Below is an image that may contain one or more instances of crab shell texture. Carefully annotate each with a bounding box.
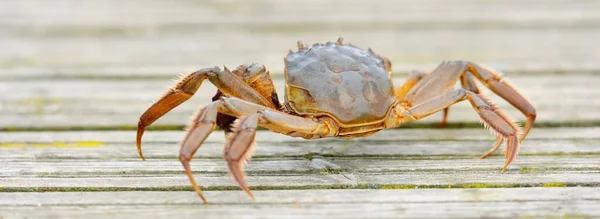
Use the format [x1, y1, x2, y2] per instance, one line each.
[284, 42, 396, 128]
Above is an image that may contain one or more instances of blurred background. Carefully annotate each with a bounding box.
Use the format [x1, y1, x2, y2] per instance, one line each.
[1, 0, 599, 129]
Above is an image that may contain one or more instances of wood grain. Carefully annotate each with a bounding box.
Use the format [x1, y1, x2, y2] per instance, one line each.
[1, 189, 599, 218]
[1, 128, 599, 159]
[1, 129, 598, 190]
[2, 75, 598, 128]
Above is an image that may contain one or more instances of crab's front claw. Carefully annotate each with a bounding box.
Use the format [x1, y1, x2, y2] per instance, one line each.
[136, 67, 217, 160]
[224, 114, 261, 200]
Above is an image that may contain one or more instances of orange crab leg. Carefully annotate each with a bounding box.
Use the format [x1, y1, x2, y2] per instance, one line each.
[178, 96, 333, 203]
[396, 70, 479, 128]
[223, 108, 335, 199]
[136, 66, 276, 160]
[401, 61, 536, 142]
[401, 89, 520, 172]
[467, 63, 536, 142]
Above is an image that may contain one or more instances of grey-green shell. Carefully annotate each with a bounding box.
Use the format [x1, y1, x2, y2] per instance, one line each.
[284, 42, 396, 125]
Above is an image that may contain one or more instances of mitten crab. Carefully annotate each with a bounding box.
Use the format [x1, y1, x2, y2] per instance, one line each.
[136, 38, 536, 204]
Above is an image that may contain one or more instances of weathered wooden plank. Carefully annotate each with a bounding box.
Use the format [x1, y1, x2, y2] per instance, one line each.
[2, 30, 599, 79]
[0, 159, 313, 176]
[1, 128, 599, 159]
[3, 188, 599, 205]
[3, 201, 599, 219]
[1, 0, 600, 79]
[1, 170, 598, 189]
[2, 188, 599, 219]
[2, 127, 597, 143]
[1, 156, 598, 177]
[5, 0, 599, 29]
[2, 75, 598, 128]
[3, 139, 599, 159]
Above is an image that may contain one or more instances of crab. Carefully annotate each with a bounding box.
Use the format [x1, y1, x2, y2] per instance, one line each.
[136, 37, 536, 204]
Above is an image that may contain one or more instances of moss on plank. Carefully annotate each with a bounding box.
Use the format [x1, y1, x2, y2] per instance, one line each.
[1, 182, 597, 193]
[519, 167, 540, 174]
[543, 182, 568, 187]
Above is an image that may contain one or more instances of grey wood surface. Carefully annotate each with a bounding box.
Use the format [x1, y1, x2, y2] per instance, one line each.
[2, 0, 600, 79]
[2, 0, 600, 218]
[2, 188, 600, 219]
[1, 128, 599, 218]
[2, 75, 599, 128]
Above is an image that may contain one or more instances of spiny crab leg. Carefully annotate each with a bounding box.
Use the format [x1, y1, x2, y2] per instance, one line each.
[224, 114, 261, 199]
[466, 63, 536, 143]
[402, 89, 520, 172]
[179, 97, 268, 204]
[174, 96, 332, 203]
[179, 101, 224, 204]
[222, 108, 335, 199]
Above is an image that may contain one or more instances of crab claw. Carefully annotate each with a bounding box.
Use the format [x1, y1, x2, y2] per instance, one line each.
[224, 114, 261, 200]
[136, 89, 195, 160]
[136, 68, 215, 160]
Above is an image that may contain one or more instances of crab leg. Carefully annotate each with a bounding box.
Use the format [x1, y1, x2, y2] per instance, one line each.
[177, 97, 264, 204]
[136, 66, 276, 160]
[179, 96, 276, 204]
[396, 70, 480, 127]
[466, 62, 536, 142]
[178, 101, 222, 204]
[178, 97, 332, 203]
[402, 89, 520, 172]
[395, 70, 428, 101]
[223, 107, 335, 199]
[404, 61, 535, 142]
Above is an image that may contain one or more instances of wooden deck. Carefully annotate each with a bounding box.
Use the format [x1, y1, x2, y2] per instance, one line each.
[1, 0, 600, 218]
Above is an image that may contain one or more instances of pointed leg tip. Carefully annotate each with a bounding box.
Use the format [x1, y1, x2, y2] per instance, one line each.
[227, 161, 256, 201]
[136, 122, 147, 161]
[191, 183, 209, 205]
[501, 162, 511, 173]
[198, 194, 209, 205]
[136, 142, 146, 161]
[181, 155, 209, 206]
[245, 190, 255, 200]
